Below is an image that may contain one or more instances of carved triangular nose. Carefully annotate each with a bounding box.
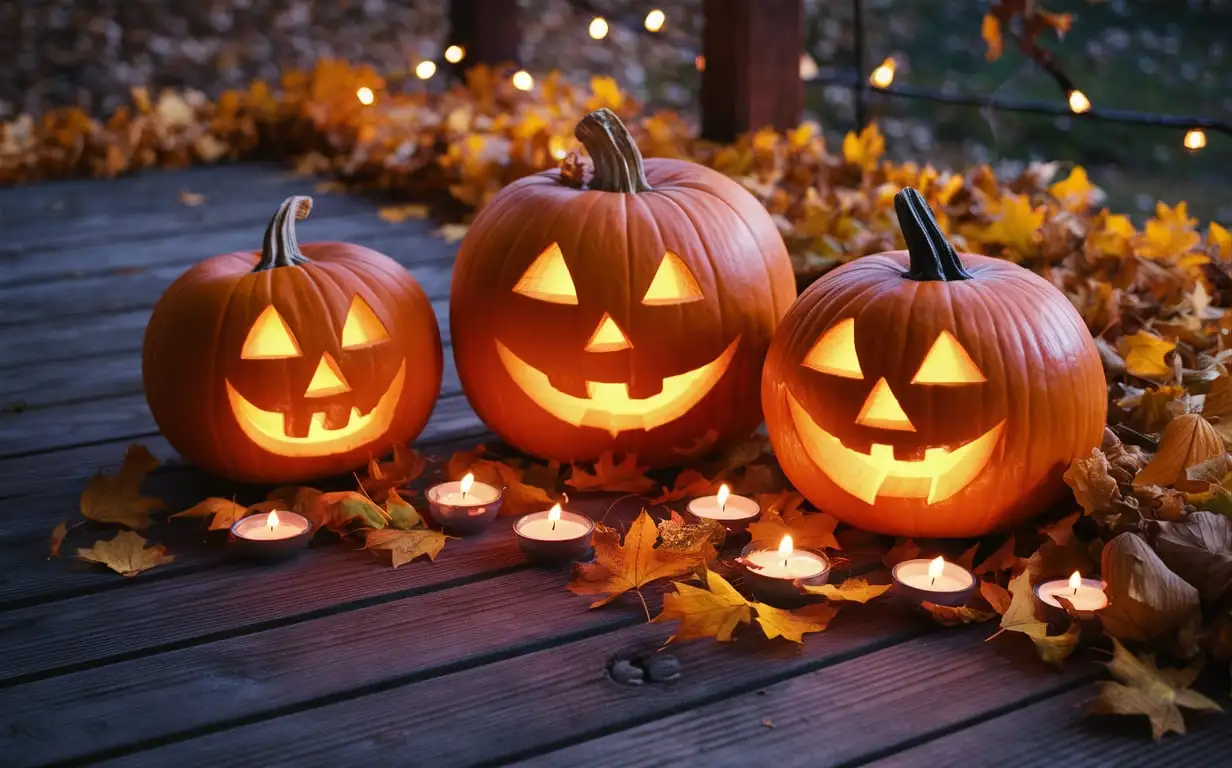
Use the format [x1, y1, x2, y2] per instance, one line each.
[304, 352, 351, 397]
[856, 377, 915, 431]
[584, 313, 632, 353]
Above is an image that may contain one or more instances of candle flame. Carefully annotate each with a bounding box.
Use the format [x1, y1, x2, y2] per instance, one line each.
[548, 504, 562, 522]
[927, 556, 945, 581]
[460, 473, 475, 496]
[1068, 89, 1091, 114]
[717, 483, 730, 511]
[777, 535, 794, 559]
[267, 510, 280, 530]
[1069, 571, 1082, 590]
[356, 86, 375, 106]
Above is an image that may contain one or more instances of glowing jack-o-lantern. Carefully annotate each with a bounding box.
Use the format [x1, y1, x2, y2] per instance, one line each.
[762, 188, 1106, 538]
[143, 196, 443, 483]
[451, 109, 796, 466]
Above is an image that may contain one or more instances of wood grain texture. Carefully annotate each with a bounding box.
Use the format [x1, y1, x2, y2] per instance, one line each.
[871, 684, 1232, 767]
[0, 568, 616, 767]
[524, 628, 1100, 768]
[104, 608, 924, 767]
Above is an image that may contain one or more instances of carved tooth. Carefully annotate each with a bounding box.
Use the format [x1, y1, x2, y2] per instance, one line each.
[283, 410, 313, 438]
[323, 403, 352, 430]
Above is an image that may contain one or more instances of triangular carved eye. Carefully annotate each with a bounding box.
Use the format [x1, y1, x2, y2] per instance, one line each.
[802, 318, 863, 379]
[912, 331, 986, 385]
[514, 242, 578, 304]
[642, 251, 703, 305]
[341, 296, 390, 349]
[242, 305, 302, 359]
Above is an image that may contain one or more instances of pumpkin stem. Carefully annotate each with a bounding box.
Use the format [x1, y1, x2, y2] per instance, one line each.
[254, 196, 313, 271]
[574, 108, 652, 193]
[895, 188, 972, 282]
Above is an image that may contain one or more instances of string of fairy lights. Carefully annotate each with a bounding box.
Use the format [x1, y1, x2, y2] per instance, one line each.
[353, 4, 1223, 153]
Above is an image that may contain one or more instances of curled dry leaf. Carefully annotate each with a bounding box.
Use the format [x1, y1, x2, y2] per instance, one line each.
[1101, 533, 1201, 644]
[362, 528, 446, 568]
[319, 490, 388, 532]
[1063, 448, 1122, 518]
[654, 570, 752, 643]
[568, 510, 714, 609]
[657, 510, 724, 551]
[80, 443, 165, 530]
[566, 452, 657, 494]
[1032, 621, 1081, 667]
[1027, 536, 1097, 580]
[170, 497, 249, 531]
[76, 530, 175, 577]
[752, 602, 840, 644]
[48, 522, 68, 559]
[384, 488, 424, 531]
[922, 602, 998, 627]
[359, 444, 426, 503]
[1118, 330, 1177, 380]
[1088, 639, 1222, 741]
[1133, 414, 1224, 490]
[748, 504, 840, 552]
[992, 571, 1049, 641]
[1149, 511, 1232, 604]
[266, 485, 328, 531]
[802, 577, 891, 604]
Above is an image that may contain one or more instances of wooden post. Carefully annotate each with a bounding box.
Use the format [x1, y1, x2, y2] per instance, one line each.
[700, 0, 804, 142]
[448, 0, 522, 73]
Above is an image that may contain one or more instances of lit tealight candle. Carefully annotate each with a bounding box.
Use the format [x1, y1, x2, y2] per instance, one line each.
[739, 534, 831, 606]
[514, 503, 595, 565]
[1035, 571, 1108, 617]
[229, 509, 312, 562]
[892, 556, 976, 607]
[426, 472, 503, 535]
[686, 484, 761, 534]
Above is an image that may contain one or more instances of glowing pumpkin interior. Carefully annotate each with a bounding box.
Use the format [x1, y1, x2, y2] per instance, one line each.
[790, 321, 1004, 505]
[226, 297, 406, 457]
[497, 242, 738, 436]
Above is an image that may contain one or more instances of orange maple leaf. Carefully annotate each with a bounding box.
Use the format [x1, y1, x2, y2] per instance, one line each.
[170, 497, 249, 531]
[654, 569, 753, 642]
[748, 501, 840, 552]
[841, 123, 884, 172]
[567, 510, 714, 612]
[752, 602, 840, 643]
[1048, 167, 1102, 212]
[1117, 330, 1176, 380]
[982, 193, 1043, 259]
[448, 446, 557, 516]
[80, 443, 165, 529]
[359, 444, 427, 503]
[362, 527, 446, 568]
[76, 530, 175, 577]
[566, 452, 657, 494]
[1135, 202, 1203, 265]
[1209, 222, 1231, 261]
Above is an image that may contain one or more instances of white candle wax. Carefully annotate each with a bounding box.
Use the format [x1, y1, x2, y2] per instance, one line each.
[430, 480, 500, 506]
[687, 493, 760, 521]
[743, 548, 827, 580]
[1037, 578, 1108, 611]
[516, 511, 591, 541]
[233, 512, 309, 541]
[894, 558, 973, 593]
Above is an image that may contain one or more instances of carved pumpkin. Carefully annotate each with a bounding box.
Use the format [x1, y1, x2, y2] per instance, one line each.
[451, 109, 795, 466]
[762, 188, 1106, 538]
[143, 196, 443, 483]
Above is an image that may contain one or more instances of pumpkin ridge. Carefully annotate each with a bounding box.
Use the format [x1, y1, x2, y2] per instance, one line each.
[254, 196, 313, 271]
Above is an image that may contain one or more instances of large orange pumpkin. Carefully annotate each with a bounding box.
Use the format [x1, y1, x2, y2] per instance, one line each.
[762, 188, 1106, 538]
[143, 196, 442, 483]
[451, 108, 795, 466]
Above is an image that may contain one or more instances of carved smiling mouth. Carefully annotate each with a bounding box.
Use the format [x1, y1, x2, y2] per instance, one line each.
[496, 337, 740, 437]
[226, 361, 406, 457]
[787, 392, 1003, 505]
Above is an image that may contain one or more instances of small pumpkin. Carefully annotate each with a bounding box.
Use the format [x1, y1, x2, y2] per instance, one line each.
[762, 188, 1106, 538]
[143, 196, 442, 483]
[450, 108, 795, 466]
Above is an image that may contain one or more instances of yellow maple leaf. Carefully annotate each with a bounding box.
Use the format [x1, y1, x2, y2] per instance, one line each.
[981, 14, 1003, 61]
[567, 510, 713, 610]
[841, 123, 884, 172]
[76, 530, 175, 577]
[748, 504, 839, 551]
[1087, 210, 1136, 258]
[80, 444, 165, 529]
[654, 569, 752, 642]
[170, 497, 250, 531]
[1117, 330, 1176, 380]
[447, 447, 557, 516]
[566, 452, 657, 494]
[1135, 201, 1203, 264]
[1209, 222, 1231, 261]
[802, 576, 891, 604]
[1048, 166, 1101, 212]
[362, 527, 446, 568]
[1088, 639, 1222, 740]
[922, 602, 997, 626]
[586, 76, 624, 112]
[752, 602, 840, 643]
[990, 571, 1050, 640]
[982, 193, 1043, 258]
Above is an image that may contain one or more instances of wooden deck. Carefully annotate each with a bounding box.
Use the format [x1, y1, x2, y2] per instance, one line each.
[1, 164, 1228, 767]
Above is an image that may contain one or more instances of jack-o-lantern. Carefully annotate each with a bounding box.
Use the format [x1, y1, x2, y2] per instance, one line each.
[762, 188, 1106, 538]
[143, 196, 443, 483]
[451, 109, 796, 466]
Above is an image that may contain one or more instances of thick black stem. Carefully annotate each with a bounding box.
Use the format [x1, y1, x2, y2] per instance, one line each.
[253, 196, 313, 271]
[574, 108, 652, 193]
[895, 187, 972, 282]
